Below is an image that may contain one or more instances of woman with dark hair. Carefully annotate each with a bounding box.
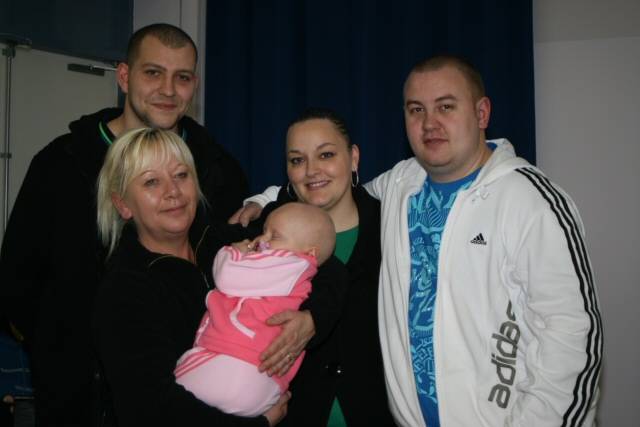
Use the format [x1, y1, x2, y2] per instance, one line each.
[233, 109, 394, 426]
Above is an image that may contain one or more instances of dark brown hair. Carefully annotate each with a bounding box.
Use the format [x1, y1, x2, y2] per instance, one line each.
[289, 108, 352, 148]
[126, 23, 197, 66]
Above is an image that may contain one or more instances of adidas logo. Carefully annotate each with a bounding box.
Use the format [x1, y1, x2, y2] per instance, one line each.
[470, 233, 487, 245]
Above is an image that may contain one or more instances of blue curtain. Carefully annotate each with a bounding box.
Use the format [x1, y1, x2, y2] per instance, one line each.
[205, 0, 534, 193]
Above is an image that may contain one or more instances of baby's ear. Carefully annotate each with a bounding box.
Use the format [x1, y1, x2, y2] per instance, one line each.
[306, 247, 318, 258]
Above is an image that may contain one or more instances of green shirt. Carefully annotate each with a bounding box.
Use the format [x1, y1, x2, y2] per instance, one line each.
[328, 225, 358, 427]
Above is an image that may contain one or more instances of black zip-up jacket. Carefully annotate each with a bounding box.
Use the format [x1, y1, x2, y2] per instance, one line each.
[261, 186, 395, 426]
[0, 108, 248, 425]
[93, 222, 272, 427]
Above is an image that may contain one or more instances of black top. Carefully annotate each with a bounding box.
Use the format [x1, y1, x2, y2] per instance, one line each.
[261, 186, 395, 426]
[0, 108, 249, 425]
[94, 222, 271, 427]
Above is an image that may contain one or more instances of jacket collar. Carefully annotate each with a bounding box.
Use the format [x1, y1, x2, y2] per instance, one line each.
[111, 216, 212, 271]
[65, 108, 221, 185]
[65, 108, 121, 181]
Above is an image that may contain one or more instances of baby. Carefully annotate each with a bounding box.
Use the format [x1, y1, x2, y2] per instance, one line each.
[175, 203, 336, 416]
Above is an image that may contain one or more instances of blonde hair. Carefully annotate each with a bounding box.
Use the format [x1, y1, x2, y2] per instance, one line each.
[96, 128, 203, 256]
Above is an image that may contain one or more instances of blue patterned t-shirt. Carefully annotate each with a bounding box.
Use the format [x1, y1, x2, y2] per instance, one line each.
[408, 169, 480, 426]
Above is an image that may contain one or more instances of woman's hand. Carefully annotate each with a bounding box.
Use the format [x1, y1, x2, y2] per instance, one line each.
[227, 202, 264, 227]
[263, 391, 291, 426]
[259, 310, 315, 376]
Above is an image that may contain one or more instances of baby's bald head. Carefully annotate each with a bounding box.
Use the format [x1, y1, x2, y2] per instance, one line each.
[265, 203, 336, 264]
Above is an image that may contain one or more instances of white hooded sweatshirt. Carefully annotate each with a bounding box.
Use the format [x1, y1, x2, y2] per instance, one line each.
[366, 139, 602, 427]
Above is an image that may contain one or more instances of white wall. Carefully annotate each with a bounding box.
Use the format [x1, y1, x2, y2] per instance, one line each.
[0, 45, 117, 242]
[534, 1, 640, 425]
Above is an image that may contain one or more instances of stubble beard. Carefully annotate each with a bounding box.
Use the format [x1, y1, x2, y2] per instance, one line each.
[129, 98, 181, 132]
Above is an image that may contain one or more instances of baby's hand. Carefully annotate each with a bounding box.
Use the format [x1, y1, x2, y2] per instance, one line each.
[246, 236, 271, 253]
[257, 241, 271, 251]
[231, 239, 253, 254]
[231, 239, 271, 254]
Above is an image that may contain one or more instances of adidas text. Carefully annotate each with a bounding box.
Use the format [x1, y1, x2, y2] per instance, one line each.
[488, 301, 520, 409]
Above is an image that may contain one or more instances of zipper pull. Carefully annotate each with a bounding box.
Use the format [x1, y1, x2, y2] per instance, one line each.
[201, 272, 211, 290]
[472, 186, 490, 202]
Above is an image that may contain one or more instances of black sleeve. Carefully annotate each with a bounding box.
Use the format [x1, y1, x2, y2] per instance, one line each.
[0, 151, 53, 343]
[300, 256, 349, 348]
[93, 271, 269, 427]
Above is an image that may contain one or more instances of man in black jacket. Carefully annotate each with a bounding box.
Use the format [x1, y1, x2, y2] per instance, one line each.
[0, 23, 248, 426]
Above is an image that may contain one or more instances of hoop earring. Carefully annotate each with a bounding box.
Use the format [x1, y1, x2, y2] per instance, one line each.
[351, 170, 359, 187]
[286, 182, 295, 199]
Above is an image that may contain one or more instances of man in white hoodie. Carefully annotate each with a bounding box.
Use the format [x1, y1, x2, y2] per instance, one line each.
[231, 55, 602, 427]
[366, 55, 602, 427]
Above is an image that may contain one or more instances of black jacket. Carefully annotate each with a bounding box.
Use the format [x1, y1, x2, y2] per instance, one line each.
[263, 186, 395, 426]
[93, 222, 271, 427]
[0, 108, 248, 425]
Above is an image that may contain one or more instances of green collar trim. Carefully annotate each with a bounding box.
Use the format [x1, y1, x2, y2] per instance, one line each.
[98, 121, 188, 146]
[98, 121, 113, 145]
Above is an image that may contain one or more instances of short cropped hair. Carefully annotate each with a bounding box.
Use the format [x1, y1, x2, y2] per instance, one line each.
[409, 54, 486, 101]
[96, 128, 203, 256]
[289, 108, 352, 149]
[126, 23, 198, 66]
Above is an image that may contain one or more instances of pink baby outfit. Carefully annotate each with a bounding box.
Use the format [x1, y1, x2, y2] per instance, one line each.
[175, 246, 316, 416]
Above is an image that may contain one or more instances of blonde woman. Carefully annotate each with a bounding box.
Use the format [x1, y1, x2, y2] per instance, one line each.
[93, 128, 291, 426]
